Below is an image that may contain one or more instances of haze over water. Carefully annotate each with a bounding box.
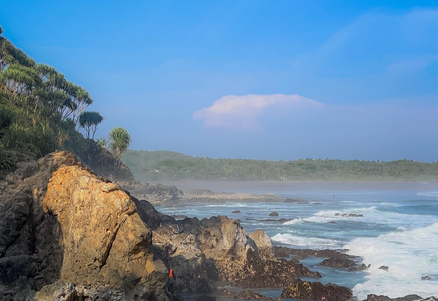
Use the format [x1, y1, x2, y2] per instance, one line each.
[156, 181, 438, 299]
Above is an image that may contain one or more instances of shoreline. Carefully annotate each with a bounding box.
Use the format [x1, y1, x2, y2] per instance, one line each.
[147, 180, 438, 195]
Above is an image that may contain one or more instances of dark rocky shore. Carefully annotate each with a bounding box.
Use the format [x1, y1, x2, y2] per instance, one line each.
[0, 152, 436, 301]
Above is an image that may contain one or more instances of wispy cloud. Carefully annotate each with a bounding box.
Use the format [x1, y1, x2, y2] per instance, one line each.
[193, 94, 323, 129]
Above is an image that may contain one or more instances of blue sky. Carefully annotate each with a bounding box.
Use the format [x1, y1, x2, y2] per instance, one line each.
[2, 1, 438, 161]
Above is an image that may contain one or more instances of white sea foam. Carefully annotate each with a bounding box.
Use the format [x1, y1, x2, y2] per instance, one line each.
[417, 191, 438, 198]
[346, 223, 438, 299]
[283, 206, 438, 230]
[205, 203, 251, 208]
[271, 233, 344, 249]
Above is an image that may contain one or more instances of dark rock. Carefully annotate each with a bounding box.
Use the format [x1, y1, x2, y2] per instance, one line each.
[171, 214, 189, 220]
[319, 256, 356, 268]
[269, 212, 279, 217]
[281, 278, 353, 301]
[217, 289, 233, 296]
[234, 290, 272, 300]
[195, 295, 217, 301]
[283, 198, 309, 204]
[273, 247, 351, 260]
[362, 294, 424, 301]
[232, 210, 241, 214]
[235, 250, 321, 288]
[422, 276, 432, 280]
[379, 266, 389, 271]
[348, 263, 370, 271]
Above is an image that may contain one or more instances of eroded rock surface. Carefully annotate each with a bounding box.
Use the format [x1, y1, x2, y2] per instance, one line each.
[281, 279, 353, 301]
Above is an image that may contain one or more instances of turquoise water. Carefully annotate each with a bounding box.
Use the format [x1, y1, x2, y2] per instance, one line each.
[156, 183, 438, 299]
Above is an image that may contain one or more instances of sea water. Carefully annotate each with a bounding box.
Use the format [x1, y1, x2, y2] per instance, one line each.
[155, 182, 438, 299]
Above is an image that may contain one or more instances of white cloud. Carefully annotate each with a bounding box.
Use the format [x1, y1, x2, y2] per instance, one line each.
[193, 94, 323, 129]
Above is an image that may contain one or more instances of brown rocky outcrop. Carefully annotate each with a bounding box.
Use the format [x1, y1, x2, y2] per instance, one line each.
[235, 249, 321, 288]
[0, 152, 170, 300]
[124, 183, 183, 204]
[42, 165, 161, 287]
[249, 230, 275, 261]
[362, 294, 427, 301]
[281, 279, 353, 301]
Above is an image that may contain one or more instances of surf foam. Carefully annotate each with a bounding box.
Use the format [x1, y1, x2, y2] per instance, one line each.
[346, 223, 438, 299]
[271, 233, 344, 249]
[283, 206, 438, 230]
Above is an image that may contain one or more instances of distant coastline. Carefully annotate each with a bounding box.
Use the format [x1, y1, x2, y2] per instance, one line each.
[146, 180, 438, 195]
[123, 149, 438, 183]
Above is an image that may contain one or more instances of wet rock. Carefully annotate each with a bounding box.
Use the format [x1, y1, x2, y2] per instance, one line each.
[319, 256, 356, 269]
[348, 263, 370, 271]
[196, 295, 217, 301]
[422, 276, 432, 280]
[362, 294, 424, 301]
[232, 210, 241, 214]
[273, 247, 351, 260]
[269, 212, 279, 217]
[379, 266, 389, 271]
[281, 278, 353, 301]
[235, 250, 321, 288]
[234, 290, 272, 300]
[283, 198, 309, 204]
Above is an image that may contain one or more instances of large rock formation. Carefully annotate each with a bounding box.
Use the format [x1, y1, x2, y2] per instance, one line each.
[0, 152, 169, 301]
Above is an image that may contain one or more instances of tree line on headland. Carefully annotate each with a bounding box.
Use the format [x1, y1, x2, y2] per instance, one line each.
[123, 150, 438, 182]
[0, 26, 131, 171]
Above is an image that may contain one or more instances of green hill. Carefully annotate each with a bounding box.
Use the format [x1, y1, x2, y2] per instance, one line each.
[122, 150, 438, 182]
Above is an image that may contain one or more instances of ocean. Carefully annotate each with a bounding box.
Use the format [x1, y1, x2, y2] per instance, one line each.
[154, 181, 438, 300]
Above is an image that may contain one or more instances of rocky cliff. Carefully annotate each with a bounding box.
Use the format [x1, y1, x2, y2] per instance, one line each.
[0, 152, 168, 301]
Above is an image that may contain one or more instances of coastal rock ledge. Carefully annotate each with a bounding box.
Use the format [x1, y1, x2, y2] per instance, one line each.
[281, 279, 353, 301]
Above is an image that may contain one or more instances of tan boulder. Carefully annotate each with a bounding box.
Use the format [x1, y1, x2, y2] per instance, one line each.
[250, 229, 276, 260]
[42, 165, 154, 286]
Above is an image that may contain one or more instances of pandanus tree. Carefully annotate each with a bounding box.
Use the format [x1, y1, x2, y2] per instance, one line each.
[79, 111, 103, 139]
[109, 127, 131, 163]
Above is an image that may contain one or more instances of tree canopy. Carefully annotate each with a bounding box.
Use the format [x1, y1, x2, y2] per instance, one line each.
[0, 26, 101, 157]
[109, 127, 131, 162]
[79, 111, 103, 139]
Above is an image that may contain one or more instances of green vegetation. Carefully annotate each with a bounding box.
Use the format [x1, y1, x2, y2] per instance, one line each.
[79, 111, 103, 139]
[123, 150, 438, 182]
[0, 26, 115, 174]
[109, 127, 131, 162]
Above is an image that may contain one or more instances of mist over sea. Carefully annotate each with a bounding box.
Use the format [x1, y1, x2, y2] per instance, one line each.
[155, 181, 438, 299]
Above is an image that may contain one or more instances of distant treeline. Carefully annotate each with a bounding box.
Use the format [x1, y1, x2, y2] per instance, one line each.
[122, 150, 438, 182]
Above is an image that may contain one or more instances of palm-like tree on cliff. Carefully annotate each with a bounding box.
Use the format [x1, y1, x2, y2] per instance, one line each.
[109, 127, 131, 163]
